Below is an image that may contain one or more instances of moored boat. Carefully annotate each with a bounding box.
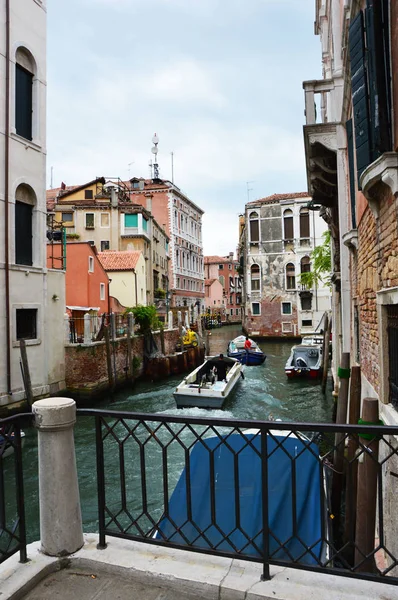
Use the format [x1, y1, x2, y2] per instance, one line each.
[154, 429, 330, 565]
[173, 355, 243, 409]
[285, 344, 322, 379]
[227, 335, 266, 365]
[0, 429, 26, 459]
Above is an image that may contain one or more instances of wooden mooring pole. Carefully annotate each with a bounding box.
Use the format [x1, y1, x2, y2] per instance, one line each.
[344, 365, 361, 564]
[331, 352, 350, 534]
[354, 397, 380, 573]
[104, 327, 115, 394]
[19, 339, 33, 407]
[321, 315, 331, 394]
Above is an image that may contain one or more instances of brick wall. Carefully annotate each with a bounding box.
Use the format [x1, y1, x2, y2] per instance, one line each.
[246, 295, 298, 338]
[356, 186, 398, 393]
[65, 328, 183, 397]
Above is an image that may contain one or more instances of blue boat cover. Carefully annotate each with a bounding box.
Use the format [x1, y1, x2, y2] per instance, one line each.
[156, 432, 325, 565]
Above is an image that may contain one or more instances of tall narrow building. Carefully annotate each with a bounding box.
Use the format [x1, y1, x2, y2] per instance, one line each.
[0, 0, 65, 406]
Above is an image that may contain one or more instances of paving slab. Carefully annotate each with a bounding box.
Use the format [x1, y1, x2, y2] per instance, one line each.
[21, 566, 201, 600]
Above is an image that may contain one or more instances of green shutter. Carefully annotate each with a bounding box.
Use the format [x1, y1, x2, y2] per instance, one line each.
[365, 0, 392, 157]
[124, 214, 138, 227]
[142, 217, 148, 232]
[349, 11, 372, 186]
[346, 119, 357, 230]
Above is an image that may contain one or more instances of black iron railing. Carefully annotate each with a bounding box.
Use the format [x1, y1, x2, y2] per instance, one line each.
[0, 413, 32, 565]
[78, 409, 398, 585]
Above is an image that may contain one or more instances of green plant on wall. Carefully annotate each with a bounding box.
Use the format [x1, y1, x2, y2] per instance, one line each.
[154, 288, 166, 299]
[299, 230, 332, 289]
[124, 305, 161, 334]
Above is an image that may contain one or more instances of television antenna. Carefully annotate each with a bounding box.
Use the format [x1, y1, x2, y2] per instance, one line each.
[246, 181, 254, 202]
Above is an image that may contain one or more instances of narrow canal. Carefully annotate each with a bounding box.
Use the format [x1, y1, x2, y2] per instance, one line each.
[7, 325, 335, 544]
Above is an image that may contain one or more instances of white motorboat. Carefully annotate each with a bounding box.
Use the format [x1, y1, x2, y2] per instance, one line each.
[173, 355, 243, 409]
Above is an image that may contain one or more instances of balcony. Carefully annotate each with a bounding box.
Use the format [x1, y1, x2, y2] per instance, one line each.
[303, 80, 338, 209]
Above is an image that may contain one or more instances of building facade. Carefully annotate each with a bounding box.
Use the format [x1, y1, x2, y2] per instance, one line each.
[240, 193, 331, 338]
[204, 254, 242, 322]
[0, 0, 65, 406]
[302, 0, 398, 563]
[47, 178, 169, 307]
[97, 250, 146, 309]
[130, 178, 205, 312]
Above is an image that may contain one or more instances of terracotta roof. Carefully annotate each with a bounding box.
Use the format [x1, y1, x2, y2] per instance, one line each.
[204, 255, 236, 264]
[46, 185, 80, 211]
[97, 251, 141, 271]
[247, 192, 310, 206]
[205, 278, 218, 286]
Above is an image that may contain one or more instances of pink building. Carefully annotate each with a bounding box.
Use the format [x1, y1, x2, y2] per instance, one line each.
[204, 253, 242, 322]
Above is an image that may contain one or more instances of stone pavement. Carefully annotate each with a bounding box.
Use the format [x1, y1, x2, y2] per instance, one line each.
[2, 535, 398, 600]
[21, 566, 201, 600]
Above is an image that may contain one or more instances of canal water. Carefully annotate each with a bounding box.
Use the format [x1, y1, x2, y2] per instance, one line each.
[5, 325, 334, 545]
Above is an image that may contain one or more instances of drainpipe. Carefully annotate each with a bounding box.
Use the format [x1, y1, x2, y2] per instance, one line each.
[132, 268, 138, 306]
[5, 0, 12, 394]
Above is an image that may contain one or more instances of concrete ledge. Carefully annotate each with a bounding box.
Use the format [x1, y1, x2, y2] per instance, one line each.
[1, 535, 398, 600]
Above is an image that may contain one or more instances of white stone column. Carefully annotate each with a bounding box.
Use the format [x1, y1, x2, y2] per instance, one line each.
[168, 310, 173, 330]
[33, 397, 84, 556]
[64, 313, 70, 344]
[83, 312, 91, 344]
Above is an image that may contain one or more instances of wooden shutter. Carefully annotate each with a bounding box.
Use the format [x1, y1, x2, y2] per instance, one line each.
[249, 219, 259, 242]
[299, 209, 310, 238]
[348, 11, 372, 186]
[15, 201, 33, 266]
[346, 119, 357, 229]
[15, 64, 33, 140]
[365, 0, 392, 156]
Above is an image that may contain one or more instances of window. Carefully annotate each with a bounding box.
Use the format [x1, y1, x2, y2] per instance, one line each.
[301, 295, 312, 311]
[302, 319, 313, 327]
[235, 309, 239, 316]
[282, 322, 292, 333]
[219, 264, 224, 270]
[85, 190, 93, 200]
[283, 209, 293, 240]
[143, 217, 148, 232]
[230, 309, 234, 316]
[100, 283, 105, 301]
[15, 59, 33, 140]
[61, 212, 73, 222]
[251, 264, 261, 291]
[124, 214, 138, 228]
[87, 241, 95, 246]
[85, 213, 95, 229]
[101, 241, 109, 251]
[249, 211, 259, 242]
[252, 302, 260, 315]
[299, 207, 310, 239]
[132, 181, 141, 189]
[88, 256, 94, 272]
[15, 184, 35, 266]
[16, 308, 37, 340]
[286, 263, 296, 289]
[214, 300, 216, 305]
[228, 264, 232, 270]
[282, 302, 292, 315]
[301, 256, 311, 274]
[219, 275, 225, 286]
[100, 213, 109, 227]
[177, 277, 180, 288]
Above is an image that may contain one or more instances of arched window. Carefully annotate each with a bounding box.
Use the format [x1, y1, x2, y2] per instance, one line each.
[15, 184, 36, 266]
[219, 275, 225, 287]
[286, 263, 296, 289]
[249, 211, 259, 243]
[15, 48, 36, 141]
[300, 207, 310, 239]
[283, 209, 293, 241]
[251, 264, 261, 291]
[301, 256, 311, 274]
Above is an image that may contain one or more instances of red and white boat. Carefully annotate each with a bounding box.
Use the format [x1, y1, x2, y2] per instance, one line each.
[285, 344, 322, 379]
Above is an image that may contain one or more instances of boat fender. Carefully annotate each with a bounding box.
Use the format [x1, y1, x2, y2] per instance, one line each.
[240, 371, 245, 379]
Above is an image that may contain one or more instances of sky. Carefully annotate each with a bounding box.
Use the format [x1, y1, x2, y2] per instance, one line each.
[47, 0, 322, 257]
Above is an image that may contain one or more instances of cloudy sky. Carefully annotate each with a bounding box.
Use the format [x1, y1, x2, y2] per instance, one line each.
[47, 0, 321, 256]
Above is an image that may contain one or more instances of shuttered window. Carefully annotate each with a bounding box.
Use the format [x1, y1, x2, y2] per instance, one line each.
[15, 64, 33, 140]
[251, 264, 260, 291]
[15, 201, 33, 265]
[346, 119, 357, 229]
[286, 263, 296, 290]
[249, 212, 259, 242]
[349, 11, 372, 185]
[300, 256, 311, 274]
[283, 210, 293, 240]
[124, 214, 138, 227]
[299, 208, 310, 238]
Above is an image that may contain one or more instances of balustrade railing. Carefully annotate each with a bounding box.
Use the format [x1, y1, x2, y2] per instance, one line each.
[0, 413, 33, 565]
[78, 409, 398, 585]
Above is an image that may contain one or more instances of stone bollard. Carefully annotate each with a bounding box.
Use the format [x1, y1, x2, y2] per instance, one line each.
[83, 312, 91, 344]
[33, 397, 84, 556]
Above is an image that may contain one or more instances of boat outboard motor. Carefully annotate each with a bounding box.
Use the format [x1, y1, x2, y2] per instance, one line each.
[296, 357, 308, 368]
